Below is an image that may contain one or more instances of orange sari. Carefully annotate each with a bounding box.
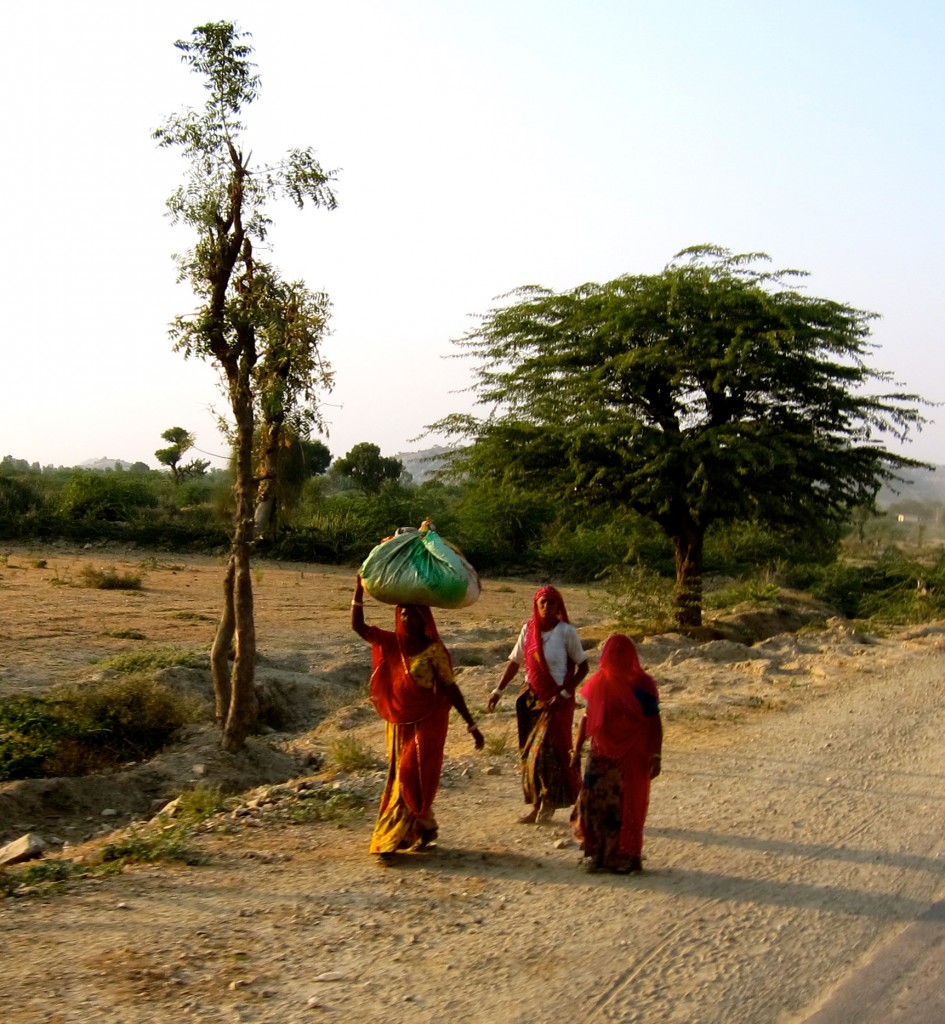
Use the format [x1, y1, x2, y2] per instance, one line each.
[365, 609, 455, 854]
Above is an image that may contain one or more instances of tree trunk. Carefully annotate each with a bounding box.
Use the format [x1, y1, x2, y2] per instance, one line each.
[672, 523, 705, 628]
[253, 413, 284, 541]
[210, 556, 236, 726]
[218, 363, 259, 753]
[222, 518, 258, 752]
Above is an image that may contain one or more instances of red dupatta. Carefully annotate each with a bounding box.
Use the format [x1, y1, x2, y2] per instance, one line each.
[369, 605, 453, 725]
[522, 585, 571, 702]
[579, 634, 659, 760]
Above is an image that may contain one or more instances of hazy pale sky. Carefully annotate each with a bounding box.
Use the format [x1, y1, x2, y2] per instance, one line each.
[2, 1, 943, 470]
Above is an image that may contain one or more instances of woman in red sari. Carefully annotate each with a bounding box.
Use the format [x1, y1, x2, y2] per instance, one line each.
[488, 585, 588, 824]
[351, 575, 484, 859]
[570, 634, 662, 873]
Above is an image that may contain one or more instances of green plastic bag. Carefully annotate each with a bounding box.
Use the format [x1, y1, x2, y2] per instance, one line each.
[360, 522, 481, 609]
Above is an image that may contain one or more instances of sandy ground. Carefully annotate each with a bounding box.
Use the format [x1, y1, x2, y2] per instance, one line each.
[3, 543, 945, 1023]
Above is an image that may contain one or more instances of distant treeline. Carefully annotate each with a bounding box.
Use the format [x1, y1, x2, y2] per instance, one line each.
[3, 454, 945, 627]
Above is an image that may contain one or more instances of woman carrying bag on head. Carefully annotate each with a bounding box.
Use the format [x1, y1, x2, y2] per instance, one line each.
[352, 575, 484, 860]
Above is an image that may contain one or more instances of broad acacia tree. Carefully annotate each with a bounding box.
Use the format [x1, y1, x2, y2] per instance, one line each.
[155, 22, 336, 750]
[439, 246, 929, 628]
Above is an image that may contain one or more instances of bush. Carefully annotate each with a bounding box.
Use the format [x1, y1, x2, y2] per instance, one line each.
[78, 565, 143, 590]
[328, 735, 379, 772]
[807, 553, 945, 623]
[0, 677, 201, 781]
[57, 471, 157, 522]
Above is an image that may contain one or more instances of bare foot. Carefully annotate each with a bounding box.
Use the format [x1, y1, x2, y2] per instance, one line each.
[518, 807, 539, 824]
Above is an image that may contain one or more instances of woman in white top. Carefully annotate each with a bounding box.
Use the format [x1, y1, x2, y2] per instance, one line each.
[488, 585, 588, 823]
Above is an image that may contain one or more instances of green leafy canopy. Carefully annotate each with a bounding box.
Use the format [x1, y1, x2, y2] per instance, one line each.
[433, 245, 933, 625]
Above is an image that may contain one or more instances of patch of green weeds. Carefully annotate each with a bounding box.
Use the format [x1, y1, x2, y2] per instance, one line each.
[138, 557, 185, 571]
[104, 629, 147, 640]
[0, 676, 201, 781]
[328, 735, 379, 772]
[167, 610, 214, 622]
[101, 824, 206, 866]
[78, 565, 143, 591]
[704, 577, 782, 609]
[173, 784, 227, 823]
[97, 647, 205, 674]
[281, 788, 367, 826]
[0, 859, 81, 897]
[483, 729, 511, 756]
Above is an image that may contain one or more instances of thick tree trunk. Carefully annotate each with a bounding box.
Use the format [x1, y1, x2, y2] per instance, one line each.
[672, 523, 705, 628]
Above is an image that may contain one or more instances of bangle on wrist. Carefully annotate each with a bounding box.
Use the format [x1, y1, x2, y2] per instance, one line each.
[351, 600, 363, 607]
[491, 687, 502, 698]
[651, 753, 661, 759]
[467, 722, 478, 733]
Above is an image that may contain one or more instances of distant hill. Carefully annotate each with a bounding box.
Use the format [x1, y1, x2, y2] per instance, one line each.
[878, 464, 944, 506]
[395, 446, 452, 483]
[80, 457, 138, 471]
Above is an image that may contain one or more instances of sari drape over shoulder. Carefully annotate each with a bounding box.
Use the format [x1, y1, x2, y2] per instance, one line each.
[516, 586, 582, 810]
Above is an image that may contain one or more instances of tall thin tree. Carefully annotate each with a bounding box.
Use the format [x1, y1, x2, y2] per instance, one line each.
[154, 22, 336, 750]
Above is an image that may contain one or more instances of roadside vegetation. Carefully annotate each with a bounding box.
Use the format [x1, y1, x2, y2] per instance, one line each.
[0, 676, 203, 782]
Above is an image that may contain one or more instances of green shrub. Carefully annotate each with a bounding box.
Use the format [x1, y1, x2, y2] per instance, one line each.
[603, 564, 677, 636]
[0, 677, 201, 781]
[807, 553, 945, 623]
[703, 575, 782, 610]
[281, 787, 367, 825]
[328, 735, 379, 772]
[58, 471, 157, 522]
[78, 565, 143, 590]
[171, 784, 227, 822]
[484, 729, 511, 756]
[0, 695, 68, 779]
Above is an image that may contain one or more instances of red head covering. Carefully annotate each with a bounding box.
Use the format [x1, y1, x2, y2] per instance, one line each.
[522, 585, 571, 702]
[579, 634, 659, 760]
[394, 604, 443, 647]
[369, 605, 453, 724]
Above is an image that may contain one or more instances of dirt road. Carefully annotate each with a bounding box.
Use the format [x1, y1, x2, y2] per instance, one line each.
[3, 546, 945, 1022]
[3, 642, 945, 1022]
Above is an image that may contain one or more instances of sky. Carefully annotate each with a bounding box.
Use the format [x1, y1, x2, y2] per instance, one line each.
[2, 1, 943, 471]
